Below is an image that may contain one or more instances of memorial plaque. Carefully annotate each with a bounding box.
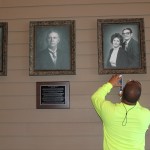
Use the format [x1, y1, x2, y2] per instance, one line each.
[36, 81, 70, 109]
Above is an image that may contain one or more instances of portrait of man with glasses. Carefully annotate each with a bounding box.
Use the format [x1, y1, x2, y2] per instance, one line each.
[122, 28, 140, 68]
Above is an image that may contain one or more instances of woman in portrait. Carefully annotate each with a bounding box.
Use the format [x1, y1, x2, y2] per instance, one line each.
[107, 33, 128, 68]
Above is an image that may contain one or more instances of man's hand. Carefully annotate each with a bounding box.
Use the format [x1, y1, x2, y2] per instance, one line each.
[108, 74, 122, 87]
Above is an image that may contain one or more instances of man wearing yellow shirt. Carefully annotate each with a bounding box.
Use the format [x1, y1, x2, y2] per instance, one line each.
[91, 74, 150, 150]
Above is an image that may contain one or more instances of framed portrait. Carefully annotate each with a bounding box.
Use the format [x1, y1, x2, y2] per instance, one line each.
[0, 22, 8, 76]
[29, 20, 76, 75]
[36, 81, 70, 109]
[97, 18, 146, 74]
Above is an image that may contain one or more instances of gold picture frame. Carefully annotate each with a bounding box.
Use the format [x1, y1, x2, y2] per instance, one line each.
[0, 22, 7, 76]
[97, 18, 146, 74]
[29, 20, 76, 75]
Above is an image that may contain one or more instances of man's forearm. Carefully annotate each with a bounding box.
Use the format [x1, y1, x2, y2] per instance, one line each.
[91, 82, 112, 108]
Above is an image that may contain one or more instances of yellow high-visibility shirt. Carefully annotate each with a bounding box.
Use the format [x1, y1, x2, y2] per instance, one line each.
[91, 82, 150, 150]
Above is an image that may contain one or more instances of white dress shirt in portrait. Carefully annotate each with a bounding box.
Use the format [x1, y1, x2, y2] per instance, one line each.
[109, 47, 119, 67]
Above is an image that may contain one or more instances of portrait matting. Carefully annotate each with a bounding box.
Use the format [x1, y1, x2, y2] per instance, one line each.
[97, 18, 146, 74]
[29, 20, 76, 75]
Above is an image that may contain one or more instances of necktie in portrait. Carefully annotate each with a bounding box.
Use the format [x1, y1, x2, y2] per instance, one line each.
[49, 51, 57, 64]
[125, 41, 128, 51]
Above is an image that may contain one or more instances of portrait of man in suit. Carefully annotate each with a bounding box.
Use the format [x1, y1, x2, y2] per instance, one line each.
[35, 29, 71, 71]
[29, 20, 76, 75]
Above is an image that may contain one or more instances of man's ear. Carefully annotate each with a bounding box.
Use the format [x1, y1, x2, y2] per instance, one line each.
[58, 37, 60, 43]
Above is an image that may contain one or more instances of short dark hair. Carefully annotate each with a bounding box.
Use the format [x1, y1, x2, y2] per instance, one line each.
[122, 28, 133, 34]
[111, 33, 123, 45]
[122, 80, 141, 104]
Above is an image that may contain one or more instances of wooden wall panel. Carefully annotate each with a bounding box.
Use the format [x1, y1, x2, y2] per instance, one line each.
[1, 0, 150, 8]
[0, 136, 102, 150]
[0, 123, 102, 136]
[0, 0, 150, 150]
[8, 44, 28, 56]
[0, 109, 99, 123]
[6, 16, 150, 31]
[0, 4, 150, 19]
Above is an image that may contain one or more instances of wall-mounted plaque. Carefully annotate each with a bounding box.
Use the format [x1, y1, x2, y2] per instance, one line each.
[36, 81, 70, 109]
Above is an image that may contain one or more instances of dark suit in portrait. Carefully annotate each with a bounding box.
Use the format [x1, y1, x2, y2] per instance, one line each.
[35, 48, 70, 70]
[107, 47, 128, 68]
[122, 38, 140, 68]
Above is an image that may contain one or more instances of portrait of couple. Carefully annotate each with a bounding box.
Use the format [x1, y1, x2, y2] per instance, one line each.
[97, 18, 146, 74]
[104, 27, 140, 69]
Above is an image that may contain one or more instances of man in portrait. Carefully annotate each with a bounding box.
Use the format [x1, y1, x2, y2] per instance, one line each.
[35, 29, 70, 70]
[122, 28, 140, 68]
